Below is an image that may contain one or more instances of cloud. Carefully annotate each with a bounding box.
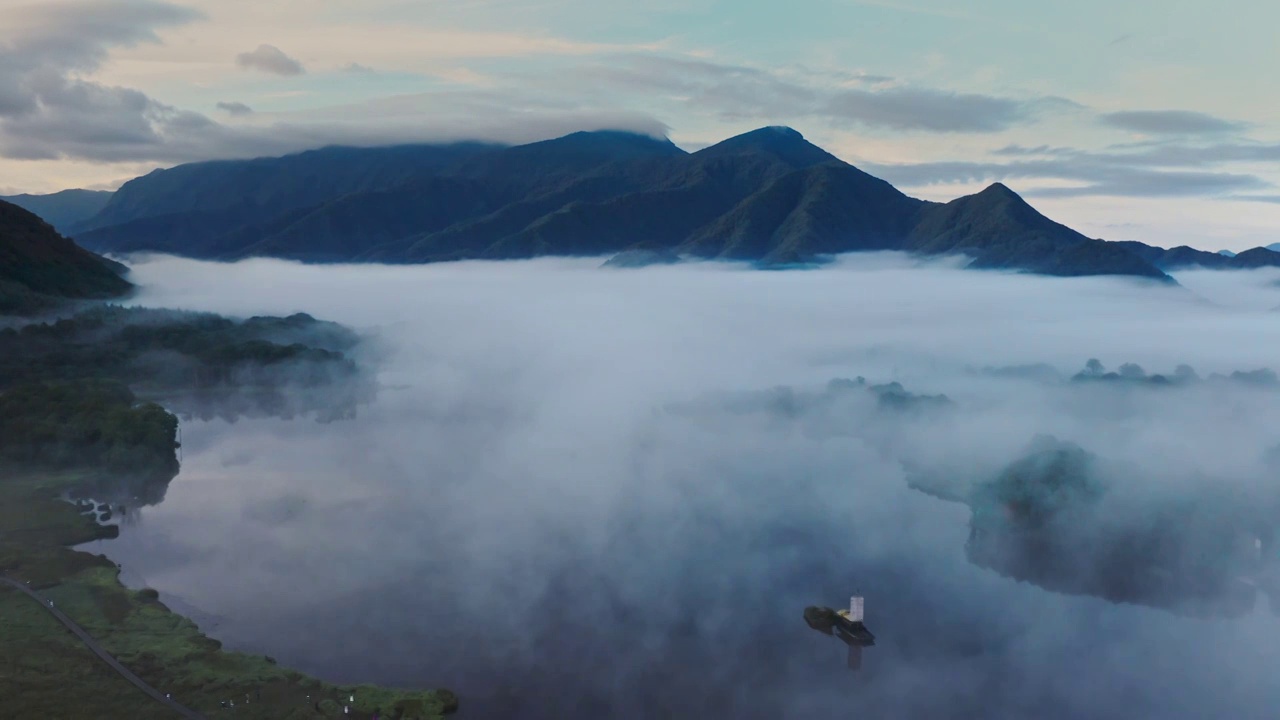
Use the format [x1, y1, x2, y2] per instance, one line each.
[0, 1, 215, 162]
[824, 87, 1059, 133]
[993, 140, 1280, 170]
[340, 62, 376, 74]
[215, 101, 254, 117]
[569, 54, 1071, 133]
[862, 156, 1269, 198]
[1100, 110, 1246, 135]
[235, 44, 306, 76]
[0, 4, 668, 165]
[3, 0, 204, 70]
[1028, 171, 1267, 198]
[0, 0, 202, 116]
[865, 137, 1280, 199]
[109, 254, 1280, 720]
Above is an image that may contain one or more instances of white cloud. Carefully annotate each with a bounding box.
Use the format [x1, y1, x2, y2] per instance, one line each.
[234, 44, 305, 76]
[215, 101, 253, 117]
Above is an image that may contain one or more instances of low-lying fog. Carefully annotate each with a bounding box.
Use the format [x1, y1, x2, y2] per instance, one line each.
[87, 254, 1280, 719]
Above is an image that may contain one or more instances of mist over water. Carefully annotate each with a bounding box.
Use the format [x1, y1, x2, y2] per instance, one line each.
[87, 254, 1280, 719]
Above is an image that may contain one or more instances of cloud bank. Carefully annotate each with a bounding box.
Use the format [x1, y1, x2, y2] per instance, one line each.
[0, 0, 208, 161]
[0, 2, 668, 165]
[88, 253, 1280, 720]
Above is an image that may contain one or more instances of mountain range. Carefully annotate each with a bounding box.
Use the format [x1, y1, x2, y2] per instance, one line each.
[12, 126, 1280, 279]
[0, 199, 131, 314]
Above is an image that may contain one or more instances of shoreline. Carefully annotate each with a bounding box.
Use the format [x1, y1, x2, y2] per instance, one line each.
[0, 463, 458, 719]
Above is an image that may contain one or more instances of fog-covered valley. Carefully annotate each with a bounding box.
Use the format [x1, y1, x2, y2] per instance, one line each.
[84, 253, 1280, 719]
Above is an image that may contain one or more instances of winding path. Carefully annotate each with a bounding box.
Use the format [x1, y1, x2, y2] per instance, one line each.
[0, 576, 205, 719]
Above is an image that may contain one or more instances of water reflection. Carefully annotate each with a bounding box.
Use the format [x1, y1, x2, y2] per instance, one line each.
[69, 383, 369, 537]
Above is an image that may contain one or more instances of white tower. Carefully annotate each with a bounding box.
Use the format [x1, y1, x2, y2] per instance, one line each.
[848, 595, 864, 623]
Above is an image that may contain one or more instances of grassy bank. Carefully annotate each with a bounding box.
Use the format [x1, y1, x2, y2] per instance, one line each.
[0, 466, 457, 719]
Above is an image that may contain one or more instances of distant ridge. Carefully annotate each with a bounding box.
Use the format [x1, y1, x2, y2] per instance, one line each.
[63, 126, 1203, 281]
[1, 189, 113, 234]
[1114, 241, 1280, 271]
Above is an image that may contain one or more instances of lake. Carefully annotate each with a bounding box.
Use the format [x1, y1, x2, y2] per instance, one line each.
[82, 255, 1280, 719]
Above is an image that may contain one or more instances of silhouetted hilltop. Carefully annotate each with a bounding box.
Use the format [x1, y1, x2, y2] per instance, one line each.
[1113, 241, 1280, 270]
[68, 128, 1187, 279]
[910, 183, 1083, 254]
[1229, 246, 1280, 268]
[692, 125, 839, 167]
[908, 184, 1170, 280]
[0, 199, 131, 314]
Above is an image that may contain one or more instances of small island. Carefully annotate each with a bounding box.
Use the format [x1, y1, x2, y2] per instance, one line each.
[919, 434, 1280, 619]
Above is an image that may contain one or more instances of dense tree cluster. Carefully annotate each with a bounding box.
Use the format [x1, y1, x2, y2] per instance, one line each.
[969, 435, 1104, 531]
[0, 380, 178, 480]
[0, 306, 358, 391]
[0, 305, 366, 489]
[1071, 358, 1278, 387]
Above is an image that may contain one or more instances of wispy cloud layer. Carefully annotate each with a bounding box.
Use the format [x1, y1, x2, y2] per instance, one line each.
[1101, 110, 1246, 135]
[567, 54, 1070, 133]
[864, 158, 1269, 199]
[215, 101, 254, 117]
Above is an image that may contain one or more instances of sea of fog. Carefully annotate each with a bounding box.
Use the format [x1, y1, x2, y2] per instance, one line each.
[82, 253, 1280, 719]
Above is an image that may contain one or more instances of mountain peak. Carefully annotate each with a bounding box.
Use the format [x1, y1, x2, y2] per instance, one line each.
[976, 182, 1022, 201]
[1229, 246, 1280, 268]
[761, 125, 805, 138]
[963, 183, 1043, 219]
[519, 130, 684, 158]
[694, 126, 837, 169]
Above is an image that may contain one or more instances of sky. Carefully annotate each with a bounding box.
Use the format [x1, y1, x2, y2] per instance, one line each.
[1, 0, 1279, 250]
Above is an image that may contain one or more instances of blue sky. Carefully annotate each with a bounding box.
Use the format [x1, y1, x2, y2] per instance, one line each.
[1, 0, 1278, 250]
